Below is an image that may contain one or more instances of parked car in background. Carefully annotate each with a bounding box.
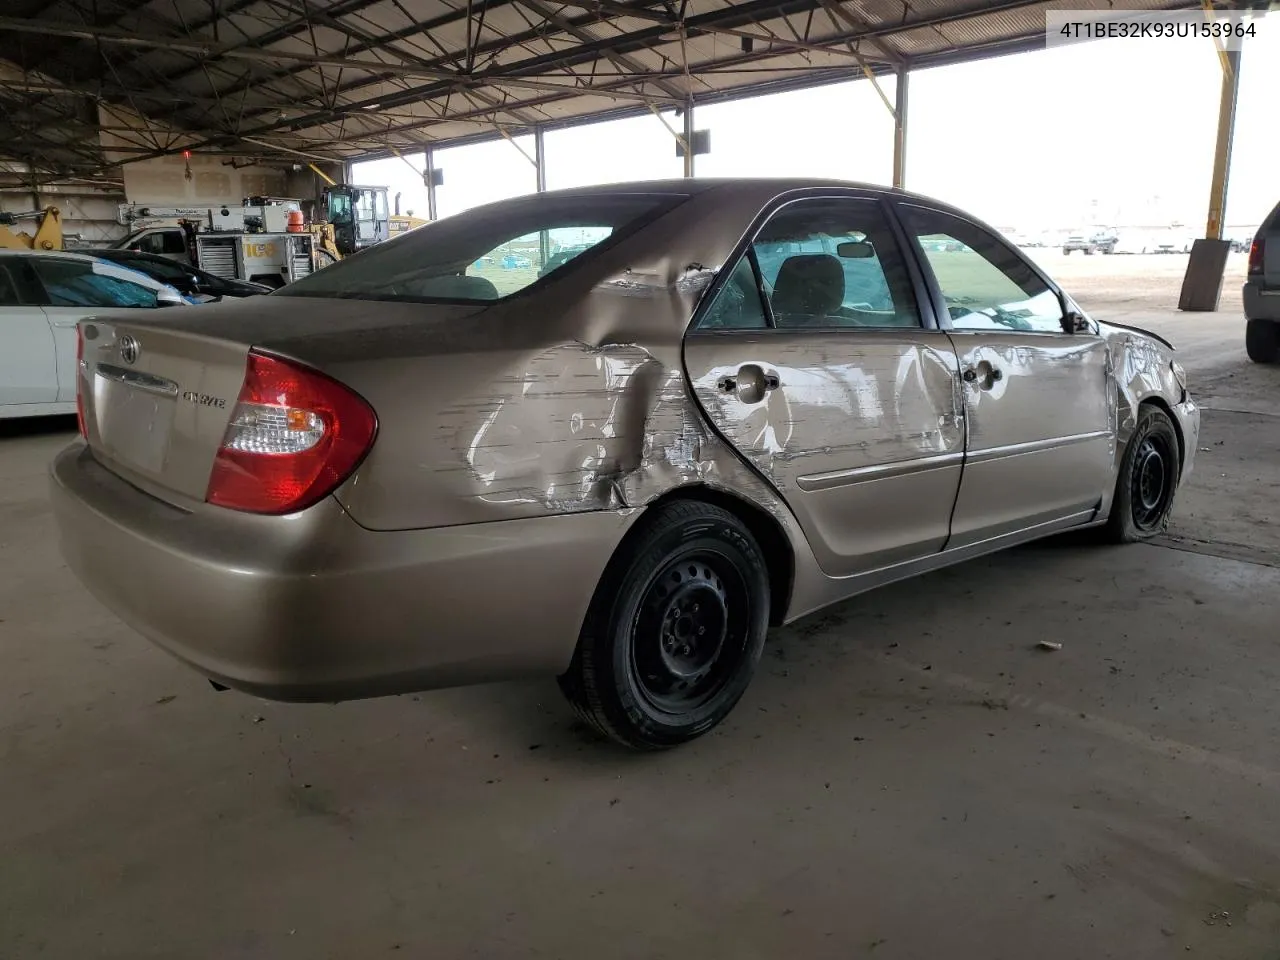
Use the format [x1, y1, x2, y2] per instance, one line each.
[1090, 230, 1118, 254]
[1245, 202, 1279, 363]
[91, 249, 274, 301]
[1062, 234, 1097, 255]
[50, 179, 1198, 750]
[1, 249, 187, 420]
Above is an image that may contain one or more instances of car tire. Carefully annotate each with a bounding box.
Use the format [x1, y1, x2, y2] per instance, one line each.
[1103, 405, 1181, 543]
[1245, 318, 1280, 364]
[558, 500, 770, 750]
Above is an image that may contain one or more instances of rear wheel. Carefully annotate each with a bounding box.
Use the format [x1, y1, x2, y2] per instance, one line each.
[558, 501, 770, 750]
[1104, 406, 1181, 543]
[1245, 318, 1280, 364]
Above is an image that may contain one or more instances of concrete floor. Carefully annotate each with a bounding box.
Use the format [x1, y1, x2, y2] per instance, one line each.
[3, 260, 1279, 959]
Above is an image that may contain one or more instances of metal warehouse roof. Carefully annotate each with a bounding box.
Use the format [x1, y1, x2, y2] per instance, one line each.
[0, 0, 1224, 185]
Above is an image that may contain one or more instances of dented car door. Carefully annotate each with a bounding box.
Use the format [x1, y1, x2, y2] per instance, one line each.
[683, 196, 964, 578]
[899, 204, 1115, 546]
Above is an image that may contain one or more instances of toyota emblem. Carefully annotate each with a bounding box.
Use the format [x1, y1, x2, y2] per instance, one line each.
[118, 334, 140, 365]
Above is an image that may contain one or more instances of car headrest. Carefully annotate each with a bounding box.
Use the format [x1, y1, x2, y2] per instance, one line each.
[771, 254, 844, 321]
[412, 273, 501, 300]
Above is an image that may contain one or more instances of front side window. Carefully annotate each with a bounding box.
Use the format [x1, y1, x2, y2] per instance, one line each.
[749, 198, 921, 329]
[276, 192, 683, 304]
[31, 259, 160, 308]
[327, 191, 352, 225]
[128, 232, 167, 256]
[901, 206, 1066, 334]
[160, 231, 188, 255]
[116, 256, 187, 283]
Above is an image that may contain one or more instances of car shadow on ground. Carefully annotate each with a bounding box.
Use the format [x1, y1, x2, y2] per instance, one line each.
[0, 415, 78, 441]
[423, 530, 1109, 761]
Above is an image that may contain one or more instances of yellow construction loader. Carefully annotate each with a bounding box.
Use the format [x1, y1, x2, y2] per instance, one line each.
[0, 207, 62, 251]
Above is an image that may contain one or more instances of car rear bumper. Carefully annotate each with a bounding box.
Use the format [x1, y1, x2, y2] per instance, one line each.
[50, 442, 636, 701]
[1244, 280, 1280, 322]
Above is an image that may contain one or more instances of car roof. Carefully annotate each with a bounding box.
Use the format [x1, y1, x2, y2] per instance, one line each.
[527, 177, 905, 199]
[449, 177, 980, 229]
[0, 248, 112, 262]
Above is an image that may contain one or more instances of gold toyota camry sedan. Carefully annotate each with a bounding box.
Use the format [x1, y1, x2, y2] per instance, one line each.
[50, 179, 1199, 749]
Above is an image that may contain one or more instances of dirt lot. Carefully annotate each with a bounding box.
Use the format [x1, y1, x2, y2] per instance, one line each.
[2, 252, 1278, 960]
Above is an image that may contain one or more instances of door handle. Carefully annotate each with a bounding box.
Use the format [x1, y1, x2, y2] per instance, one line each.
[719, 364, 779, 404]
[961, 366, 1003, 387]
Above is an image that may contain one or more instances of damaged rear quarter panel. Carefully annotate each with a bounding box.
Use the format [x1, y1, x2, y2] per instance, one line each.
[331, 183, 808, 534]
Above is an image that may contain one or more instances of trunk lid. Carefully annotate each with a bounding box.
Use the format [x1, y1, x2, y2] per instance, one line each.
[78, 296, 487, 508]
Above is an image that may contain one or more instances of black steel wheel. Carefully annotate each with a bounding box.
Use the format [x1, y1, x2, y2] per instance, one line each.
[1104, 405, 1181, 543]
[559, 500, 770, 750]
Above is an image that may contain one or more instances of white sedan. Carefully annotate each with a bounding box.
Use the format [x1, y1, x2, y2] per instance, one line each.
[1, 249, 187, 420]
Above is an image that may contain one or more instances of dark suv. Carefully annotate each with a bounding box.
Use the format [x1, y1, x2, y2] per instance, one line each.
[1245, 201, 1279, 363]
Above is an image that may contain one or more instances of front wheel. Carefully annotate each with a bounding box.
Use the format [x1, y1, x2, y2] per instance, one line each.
[558, 501, 770, 750]
[1104, 406, 1181, 543]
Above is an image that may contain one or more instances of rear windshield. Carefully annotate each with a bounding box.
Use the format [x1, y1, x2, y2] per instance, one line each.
[275, 192, 685, 304]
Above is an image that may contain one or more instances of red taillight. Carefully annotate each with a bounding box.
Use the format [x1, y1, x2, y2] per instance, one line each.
[1248, 237, 1265, 274]
[206, 351, 377, 515]
[75, 324, 87, 438]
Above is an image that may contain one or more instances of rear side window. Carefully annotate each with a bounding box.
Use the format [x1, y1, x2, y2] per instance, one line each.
[276, 192, 684, 304]
[751, 198, 921, 328]
[31, 259, 160, 308]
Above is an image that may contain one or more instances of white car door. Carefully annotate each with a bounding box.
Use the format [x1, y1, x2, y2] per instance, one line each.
[0, 260, 58, 408]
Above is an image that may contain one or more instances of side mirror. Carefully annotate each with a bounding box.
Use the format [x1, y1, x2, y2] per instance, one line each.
[1063, 310, 1092, 334]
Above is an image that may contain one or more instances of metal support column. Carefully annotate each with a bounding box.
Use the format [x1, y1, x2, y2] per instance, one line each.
[892, 69, 909, 190]
[682, 98, 695, 178]
[1204, 46, 1241, 242]
[534, 126, 547, 193]
[1178, 43, 1243, 312]
[424, 144, 438, 222]
[535, 126, 549, 268]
